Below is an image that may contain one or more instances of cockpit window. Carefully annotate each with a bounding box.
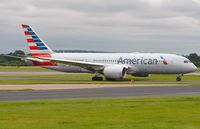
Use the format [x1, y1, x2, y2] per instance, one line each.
[184, 60, 192, 63]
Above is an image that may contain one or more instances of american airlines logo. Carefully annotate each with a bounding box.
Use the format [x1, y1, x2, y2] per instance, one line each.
[160, 56, 168, 65]
[117, 57, 158, 65]
[117, 56, 169, 65]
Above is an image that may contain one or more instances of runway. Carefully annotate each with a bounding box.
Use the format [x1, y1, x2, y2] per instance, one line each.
[0, 85, 200, 101]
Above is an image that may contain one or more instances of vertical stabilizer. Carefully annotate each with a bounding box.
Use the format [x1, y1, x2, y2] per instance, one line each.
[21, 24, 53, 57]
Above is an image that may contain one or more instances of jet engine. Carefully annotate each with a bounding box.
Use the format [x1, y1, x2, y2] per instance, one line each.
[103, 65, 127, 80]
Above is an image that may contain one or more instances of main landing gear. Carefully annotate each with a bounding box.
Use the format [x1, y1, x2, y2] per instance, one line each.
[92, 76, 103, 81]
[92, 72, 103, 81]
[176, 74, 183, 82]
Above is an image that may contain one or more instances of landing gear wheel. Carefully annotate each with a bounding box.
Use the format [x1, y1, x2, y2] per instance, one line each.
[92, 76, 103, 81]
[98, 77, 103, 81]
[92, 77, 96, 81]
[176, 77, 181, 82]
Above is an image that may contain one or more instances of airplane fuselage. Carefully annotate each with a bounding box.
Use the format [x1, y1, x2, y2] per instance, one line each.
[44, 53, 197, 75]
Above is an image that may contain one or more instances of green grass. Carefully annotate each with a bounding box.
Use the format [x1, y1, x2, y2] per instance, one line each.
[0, 74, 200, 85]
[0, 97, 200, 129]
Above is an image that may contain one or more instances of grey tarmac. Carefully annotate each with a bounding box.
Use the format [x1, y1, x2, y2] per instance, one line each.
[0, 84, 200, 101]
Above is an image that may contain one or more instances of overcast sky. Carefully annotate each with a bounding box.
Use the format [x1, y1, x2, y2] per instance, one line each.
[0, 0, 200, 54]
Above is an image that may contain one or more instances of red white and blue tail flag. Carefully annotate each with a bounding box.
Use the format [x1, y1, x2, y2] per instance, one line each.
[21, 24, 53, 58]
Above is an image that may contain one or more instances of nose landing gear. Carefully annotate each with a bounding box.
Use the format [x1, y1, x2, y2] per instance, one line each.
[176, 77, 181, 81]
[176, 74, 183, 82]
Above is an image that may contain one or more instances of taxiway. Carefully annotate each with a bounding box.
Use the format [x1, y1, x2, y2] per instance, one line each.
[0, 84, 200, 101]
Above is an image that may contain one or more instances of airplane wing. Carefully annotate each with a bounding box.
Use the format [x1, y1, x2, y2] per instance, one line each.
[3, 54, 27, 60]
[26, 57, 105, 71]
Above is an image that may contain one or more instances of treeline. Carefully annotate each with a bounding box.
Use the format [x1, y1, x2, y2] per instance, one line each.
[185, 53, 200, 67]
[0, 50, 27, 66]
[0, 50, 200, 67]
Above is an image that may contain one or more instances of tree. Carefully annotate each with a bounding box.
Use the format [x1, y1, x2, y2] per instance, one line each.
[13, 50, 25, 56]
[0, 50, 26, 66]
[187, 53, 200, 67]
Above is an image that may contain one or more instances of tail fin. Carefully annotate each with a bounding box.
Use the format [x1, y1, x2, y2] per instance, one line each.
[21, 24, 53, 57]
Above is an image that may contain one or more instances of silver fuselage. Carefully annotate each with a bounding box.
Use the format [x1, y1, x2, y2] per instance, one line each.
[43, 53, 197, 75]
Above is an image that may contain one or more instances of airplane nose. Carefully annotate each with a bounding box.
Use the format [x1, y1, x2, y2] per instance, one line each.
[190, 63, 198, 72]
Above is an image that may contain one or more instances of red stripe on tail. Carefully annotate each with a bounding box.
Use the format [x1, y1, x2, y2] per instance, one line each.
[31, 53, 56, 66]
[27, 39, 34, 43]
[29, 46, 39, 50]
[22, 24, 27, 28]
[31, 53, 51, 58]
[24, 31, 30, 35]
[32, 61, 57, 66]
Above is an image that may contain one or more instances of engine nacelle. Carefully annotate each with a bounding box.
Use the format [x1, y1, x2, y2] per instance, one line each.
[103, 65, 127, 80]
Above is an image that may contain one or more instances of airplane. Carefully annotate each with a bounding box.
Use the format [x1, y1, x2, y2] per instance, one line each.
[20, 24, 197, 81]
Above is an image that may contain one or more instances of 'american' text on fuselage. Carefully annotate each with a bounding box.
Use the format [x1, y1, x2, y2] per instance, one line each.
[117, 57, 158, 65]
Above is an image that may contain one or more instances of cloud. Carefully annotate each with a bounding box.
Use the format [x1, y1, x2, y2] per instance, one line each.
[0, 0, 200, 54]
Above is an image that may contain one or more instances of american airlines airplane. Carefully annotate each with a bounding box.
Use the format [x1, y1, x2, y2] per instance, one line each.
[21, 24, 197, 81]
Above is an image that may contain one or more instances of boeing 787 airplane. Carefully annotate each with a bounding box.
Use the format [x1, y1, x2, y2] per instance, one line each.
[20, 24, 197, 81]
